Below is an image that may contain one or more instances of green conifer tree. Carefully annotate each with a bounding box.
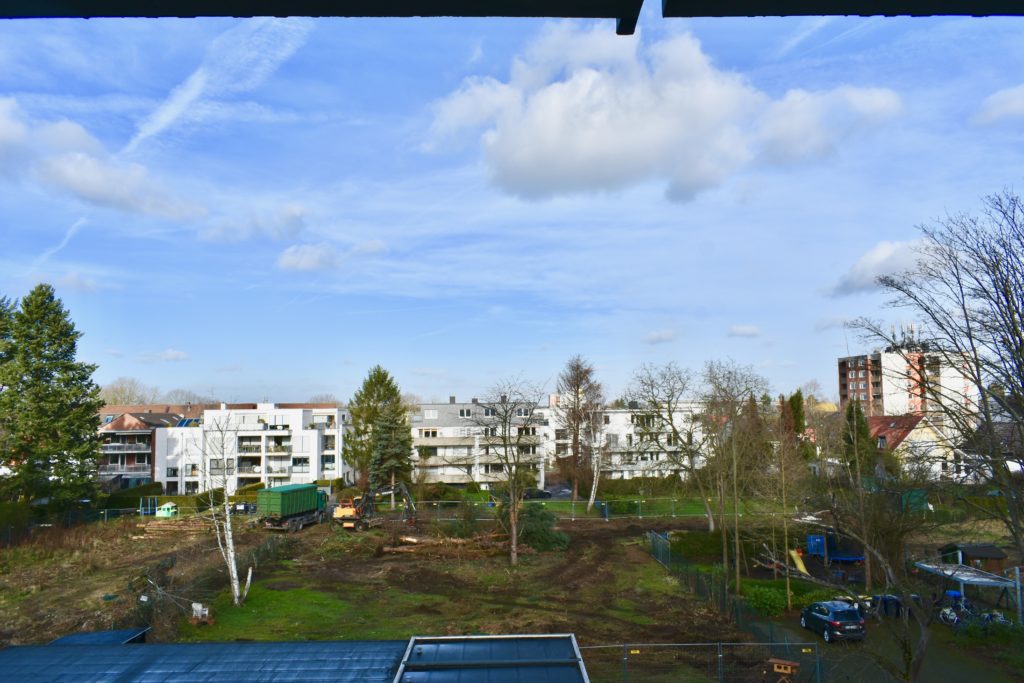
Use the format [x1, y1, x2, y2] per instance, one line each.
[368, 401, 413, 490]
[343, 365, 405, 485]
[0, 284, 103, 505]
[842, 399, 875, 476]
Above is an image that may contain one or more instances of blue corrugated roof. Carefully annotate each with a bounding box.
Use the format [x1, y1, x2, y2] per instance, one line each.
[0, 640, 408, 682]
[50, 627, 150, 645]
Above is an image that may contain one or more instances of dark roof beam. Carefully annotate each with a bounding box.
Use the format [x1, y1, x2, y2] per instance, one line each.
[661, 0, 1024, 17]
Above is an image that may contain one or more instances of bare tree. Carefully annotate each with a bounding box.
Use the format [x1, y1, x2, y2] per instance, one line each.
[307, 393, 340, 405]
[191, 418, 252, 607]
[701, 360, 770, 592]
[625, 362, 715, 530]
[475, 378, 546, 566]
[553, 355, 604, 503]
[856, 189, 1024, 558]
[101, 376, 161, 405]
[163, 388, 218, 404]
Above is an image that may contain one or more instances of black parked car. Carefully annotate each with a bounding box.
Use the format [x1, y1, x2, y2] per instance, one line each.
[800, 601, 866, 643]
[523, 488, 552, 500]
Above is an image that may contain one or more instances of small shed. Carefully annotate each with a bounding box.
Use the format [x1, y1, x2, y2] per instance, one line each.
[939, 543, 1007, 573]
[155, 502, 178, 518]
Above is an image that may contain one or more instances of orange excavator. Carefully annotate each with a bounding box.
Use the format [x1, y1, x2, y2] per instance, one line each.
[333, 482, 417, 531]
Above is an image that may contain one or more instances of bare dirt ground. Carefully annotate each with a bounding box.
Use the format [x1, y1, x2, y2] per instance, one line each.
[0, 516, 268, 646]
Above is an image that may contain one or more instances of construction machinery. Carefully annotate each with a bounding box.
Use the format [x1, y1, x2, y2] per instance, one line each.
[333, 482, 416, 531]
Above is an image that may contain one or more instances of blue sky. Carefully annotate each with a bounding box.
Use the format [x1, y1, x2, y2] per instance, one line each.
[1, 11, 1022, 403]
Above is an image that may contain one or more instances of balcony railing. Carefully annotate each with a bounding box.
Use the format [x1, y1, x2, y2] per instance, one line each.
[99, 464, 151, 475]
[266, 445, 292, 454]
[237, 465, 261, 474]
[237, 444, 262, 453]
[266, 465, 291, 476]
[101, 443, 151, 453]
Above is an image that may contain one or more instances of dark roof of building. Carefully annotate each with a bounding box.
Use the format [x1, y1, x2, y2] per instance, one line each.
[3, 1, 1023, 37]
[50, 627, 150, 645]
[939, 542, 1008, 560]
[0, 640, 409, 683]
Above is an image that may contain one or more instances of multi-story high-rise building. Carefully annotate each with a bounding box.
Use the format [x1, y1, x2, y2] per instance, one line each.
[838, 345, 976, 425]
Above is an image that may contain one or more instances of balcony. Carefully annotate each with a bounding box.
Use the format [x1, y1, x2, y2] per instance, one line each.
[237, 464, 262, 474]
[266, 444, 292, 454]
[101, 443, 151, 453]
[266, 465, 291, 477]
[237, 444, 262, 454]
[98, 463, 151, 476]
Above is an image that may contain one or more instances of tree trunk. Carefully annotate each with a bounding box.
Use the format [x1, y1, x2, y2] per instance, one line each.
[509, 498, 519, 566]
[732, 435, 741, 593]
[587, 450, 600, 513]
[222, 497, 243, 606]
[390, 470, 395, 508]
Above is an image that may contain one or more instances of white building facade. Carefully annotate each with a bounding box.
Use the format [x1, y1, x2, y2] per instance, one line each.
[154, 403, 348, 495]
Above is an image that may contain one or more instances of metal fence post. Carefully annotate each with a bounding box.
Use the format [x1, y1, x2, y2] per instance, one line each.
[637, 499, 642, 518]
[716, 642, 724, 683]
[622, 644, 629, 682]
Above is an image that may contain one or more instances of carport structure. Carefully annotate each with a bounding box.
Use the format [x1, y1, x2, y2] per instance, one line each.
[2, 0, 1024, 36]
[913, 560, 1023, 624]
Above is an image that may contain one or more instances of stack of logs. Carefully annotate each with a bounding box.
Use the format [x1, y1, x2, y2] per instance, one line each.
[139, 516, 213, 536]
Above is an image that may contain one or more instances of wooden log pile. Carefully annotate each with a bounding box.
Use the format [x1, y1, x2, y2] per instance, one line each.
[139, 516, 213, 535]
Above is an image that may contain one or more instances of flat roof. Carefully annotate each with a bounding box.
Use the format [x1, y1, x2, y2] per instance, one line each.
[394, 634, 589, 683]
[3, 1, 1023, 37]
[914, 562, 1016, 588]
[0, 639, 409, 683]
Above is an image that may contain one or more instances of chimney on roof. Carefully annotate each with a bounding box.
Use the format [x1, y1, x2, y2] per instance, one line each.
[471, 398, 478, 404]
[449, 396, 456, 404]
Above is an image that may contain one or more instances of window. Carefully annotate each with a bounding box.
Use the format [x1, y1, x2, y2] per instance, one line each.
[485, 427, 498, 437]
[484, 407, 496, 417]
[877, 436, 887, 449]
[418, 446, 438, 459]
[555, 443, 568, 455]
[859, 382, 867, 389]
[515, 407, 531, 417]
[606, 434, 619, 447]
[519, 445, 537, 455]
[626, 434, 633, 447]
[424, 409, 438, 420]
[859, 370, 866, 377]
[459, 408, 472, 418]
[136, 453, 150, 465]
[292, 457, 310, 473]
[603, 415, 610, 425]
[860, 393, 867, 401]
[188, 464, 199, 476]
[166, 467, 179, 478]
[555, 429, 567, 440]
[518, 427, 536, 436]
[632, 414, 656, 428]
[185, 481, 198, 494]
[322, 455, 336, 470]
[420, 429, 438, 438]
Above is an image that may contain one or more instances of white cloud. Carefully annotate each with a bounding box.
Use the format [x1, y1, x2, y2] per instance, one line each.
[758, 87, 902, 164]
[204, 202, 307, 241]
[277, 243, 338, 271]
[0, 97, 30, 175]
[728, 324, 761, 338]
[126, 18, 314, 151]
[643, 330, 677, 345]
[831, 240, 920, 296]
[973, 84, 1024, 125]
[37, 152, 202, 219]
[140, 348, 191, 363]
[428, 25, 901, 201]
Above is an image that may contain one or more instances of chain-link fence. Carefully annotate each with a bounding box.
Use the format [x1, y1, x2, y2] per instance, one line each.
[580, 642, 821, 682]
[647, 531, 900, 683]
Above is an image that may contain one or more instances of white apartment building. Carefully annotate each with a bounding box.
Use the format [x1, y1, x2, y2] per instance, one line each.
[153, 403, 348, 495]
[410, 397, 552, 490]
[407, 396, 707, 488]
